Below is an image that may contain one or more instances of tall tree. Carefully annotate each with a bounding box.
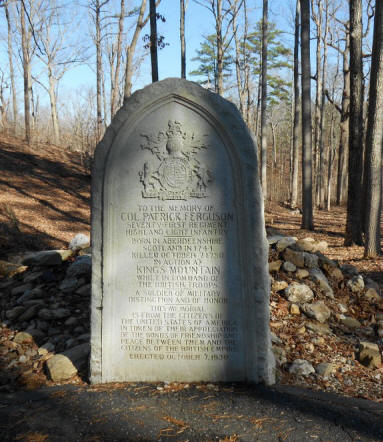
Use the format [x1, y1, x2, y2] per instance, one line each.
[149, 0, 158, 82]
[110, 0, 125, 118]
[364, 0, 383, 257]
[19, 0, 32, 143]
[180, 0, 186, 78]
[345, 0, 363, 245]
[300, 0, 313, 229]
[123, 0, 148, 100]
[260, 0, 268, 198]
[189, 34, 232, 92]
[90, 0, 110, 143]
[5, 2, 17, 135]
[290, 0, 300, 209]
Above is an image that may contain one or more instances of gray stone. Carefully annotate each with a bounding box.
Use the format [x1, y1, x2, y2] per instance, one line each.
[302, 301, 331, 323]
[6, 306, 26, 320]
[69, 233, 90, 251]
[11, 283, 33, 297]
[90, 78, 274, 385]
[295, 268, 309, 279]
[271, 332, 282, 345]
[340, 316, 361, 329]
[276, 237, 297, 252]
[283, 248, 305, 268]
[38, 309, 53, 320]
[66, 255, 91, 278]
[63, 343, 90, 366]
[59, 277, 79, 293]
[289, 359, 315, 376]
[282, 261, 296, 273]
[285, 283, 314, 304]
[269, 260, 282, 272]
[295, 238, 316, 252]
[18, 304, 40, 321]
[25, 327, 45, 341]
[46, 354, 78, 381]
[267, 235, 284, 246]
[65, 317, 78, 326]
[13, 331, 34, 344]
[52, 308, 71, 319]
[357, 342, 381, 369]
[75, 283, 91, 296]
[316, 362, 336, 378]
[22, 250, 65, 266]
[364, 288, 382, 303]
[347, 275, 365, 293]
[305, 321, 332, 335]
[303, 253, 319, 269]
[272, 346, 287, 366]
[272, 279, 288, 292]
[310, 268, 334, 298]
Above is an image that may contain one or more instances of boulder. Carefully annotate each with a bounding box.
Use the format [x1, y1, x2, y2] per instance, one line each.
[316, 362, 336, 378]
[272, 279, 288, 292]
[269, 260, 282, 272]
[283, 248, 305, 268]
[364, 288, 382, 303]
[66, 255, 91, 278]
[272, 346, 287, 366]
[310, 269, 334, 298]
[13, 331, 34, 344]
[302, 301, 331, 323]
[22, 250, 69, 267]
[304, 253, 319, 269]
[285, 283, 314, 304]
[289, 359, 315, 376]
[69, 233, 90, 252]
[282, 261, 296, 273]
[46, 354, 78, 381]
[340, 316, 361, 329]
[295, 269, 309, 279]
[347, 275, 365, 294]
[276, 237, 297, 252]
[305, 321, 332, 335]
[295, 238, 316, 253]
[357, 342, 381, 369]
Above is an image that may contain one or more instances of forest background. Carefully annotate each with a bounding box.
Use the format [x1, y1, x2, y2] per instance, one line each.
[0, 0, 381, 257]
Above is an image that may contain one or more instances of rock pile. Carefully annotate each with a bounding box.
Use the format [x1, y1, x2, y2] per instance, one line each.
[268, 232, 383, 400]
[1, 231, 383, 400]
[0, 234, 90, 387]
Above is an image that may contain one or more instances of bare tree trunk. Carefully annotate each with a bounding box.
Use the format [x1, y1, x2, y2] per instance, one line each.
[216, 0, 223, 95]
[111, 0, 125, 118]
[95, 0, 103, 142]
[300, 0, 314, 230]
[233, 0, 245, 116]
[326, 111, 335, 211]
[345, 0, 363, 245]
[318, 0, 329, 208]
[336, 41, 350, 206]
[180, 0, 186, 78]
[312, 0, 323, 208]
[291, 0, 300, 209]
[124, 0, 148, 99]
[260, 0, 268, 198]
[364, 0, 383, 257]
[5, 3, 17, 135]
[150, 0, 159, 82]
[20, 2, 31, 144]
[47, 67, 60, 144]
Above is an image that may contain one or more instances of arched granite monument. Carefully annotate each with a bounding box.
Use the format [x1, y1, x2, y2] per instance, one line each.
[90, 78, 274, 384]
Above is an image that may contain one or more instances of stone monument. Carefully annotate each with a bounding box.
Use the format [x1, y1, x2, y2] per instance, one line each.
[90, 78, 274, 384]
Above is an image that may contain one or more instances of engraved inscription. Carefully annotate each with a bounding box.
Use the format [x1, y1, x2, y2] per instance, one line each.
[119, 203, 240, 362]
[139, 121, 213, 200]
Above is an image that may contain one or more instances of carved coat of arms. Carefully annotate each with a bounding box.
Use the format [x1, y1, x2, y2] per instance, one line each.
[139, 120, 213, 200]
